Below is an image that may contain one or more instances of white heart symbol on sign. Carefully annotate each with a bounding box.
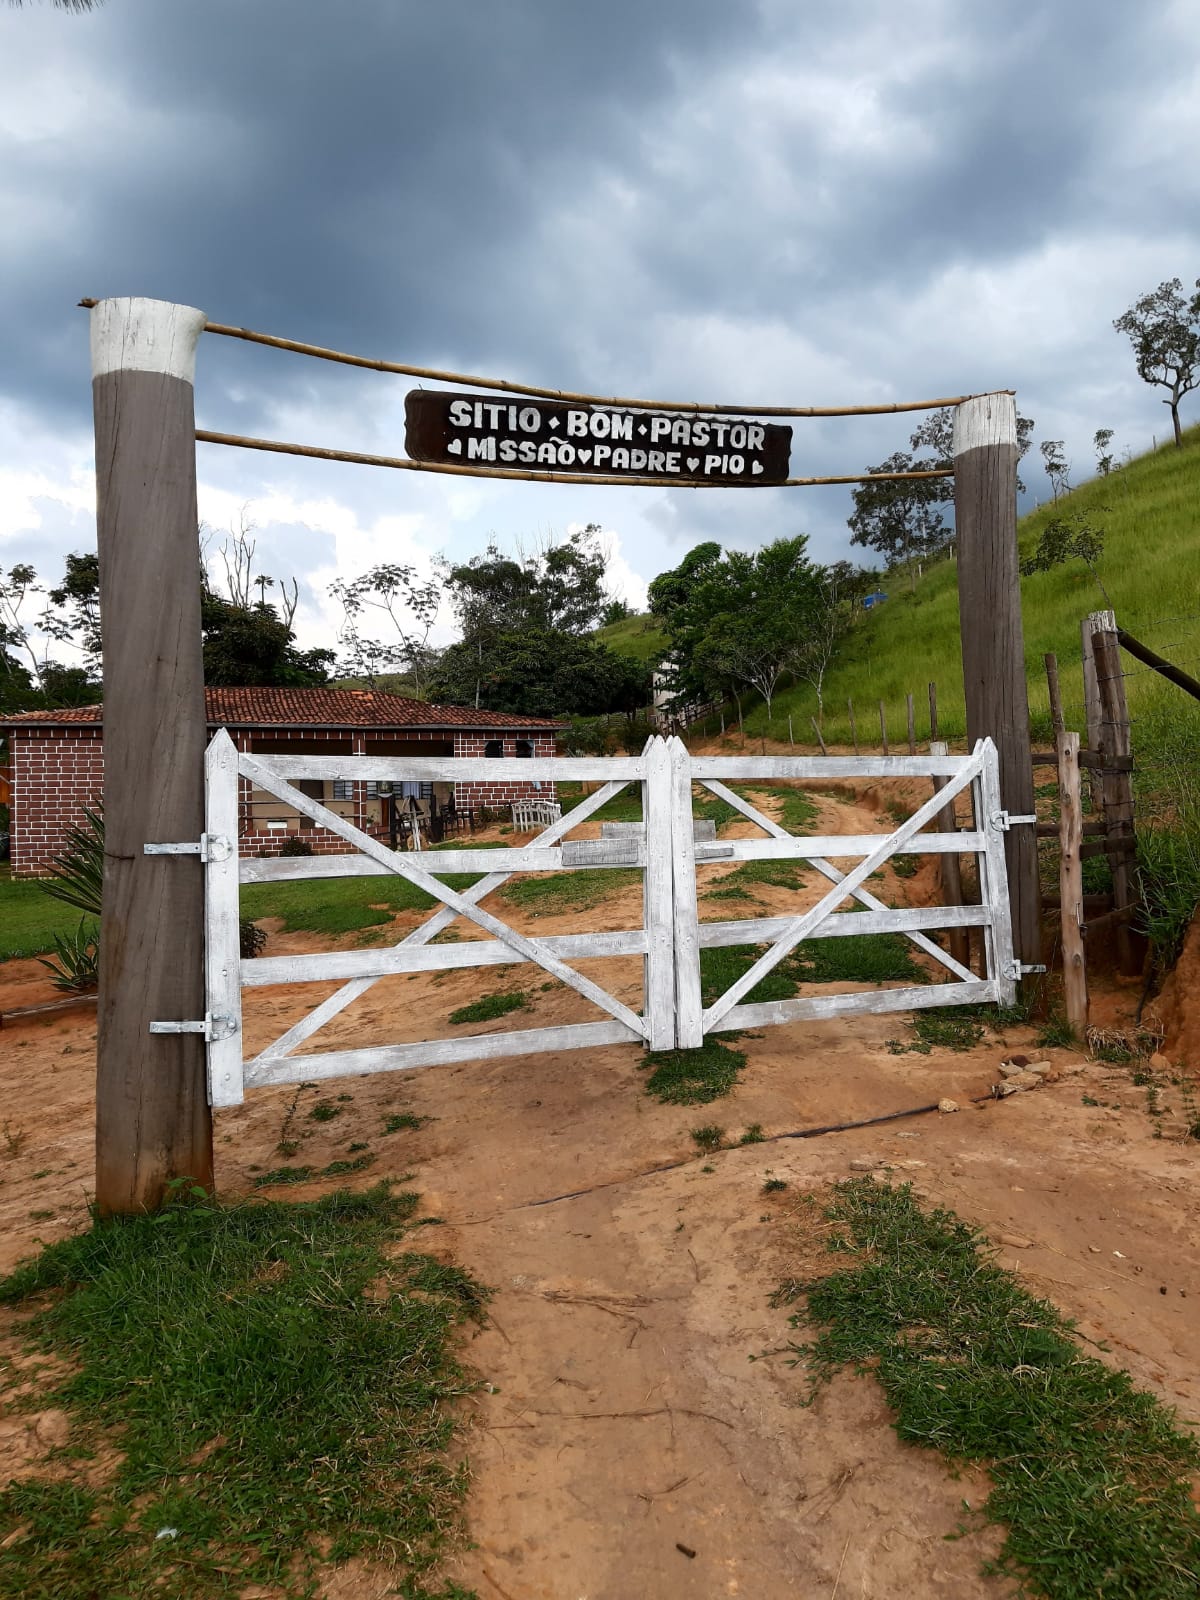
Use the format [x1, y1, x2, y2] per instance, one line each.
[752, 460, 763, 475]
[686, 457, 700, 472]
[577, 449, 592, 464]
[447, 439, 462, 456]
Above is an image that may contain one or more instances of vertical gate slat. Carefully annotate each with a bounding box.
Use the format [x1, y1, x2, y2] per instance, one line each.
[976, 739, 1017, 1006]
[669, 737, 704, 1049]
[642, 738, 676, 1051]
[205, 730, 245, 1107]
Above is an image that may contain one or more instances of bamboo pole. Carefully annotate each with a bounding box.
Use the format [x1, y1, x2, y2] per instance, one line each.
[195, 429, 950, 491]
[78, 305, 999, 420]
[1056, 730, 1089, 1036]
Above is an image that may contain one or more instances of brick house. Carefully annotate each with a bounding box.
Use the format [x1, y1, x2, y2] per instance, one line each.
[1, 687, 563, 876]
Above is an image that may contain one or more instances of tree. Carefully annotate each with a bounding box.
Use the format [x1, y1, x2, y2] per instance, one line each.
[646, 541, 723, 621]
[430, 628, 650, 720]
[660, 537, 823, 719]
[909, 408, 1035, 494]
[329, 563, 441, 694]
[789, 562, 865, 723]
[201, 594, 334, 687]
[1114, 278, 1200, 448]
[848, 453, 951, 587]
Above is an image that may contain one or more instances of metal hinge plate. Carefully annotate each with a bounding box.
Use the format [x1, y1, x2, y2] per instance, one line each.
[1003, 960, 1048, 980]
[144, 834, 232, 863]
[990, 811, 1038, 833]
[149, 1012, 238, 1042]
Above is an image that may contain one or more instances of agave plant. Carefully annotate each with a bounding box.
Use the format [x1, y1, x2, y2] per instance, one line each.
[38, 918, 100, 992]
[39, 804, 104, 918]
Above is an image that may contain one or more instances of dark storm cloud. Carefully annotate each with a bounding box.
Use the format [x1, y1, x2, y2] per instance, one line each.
[0, 0, 761, 433]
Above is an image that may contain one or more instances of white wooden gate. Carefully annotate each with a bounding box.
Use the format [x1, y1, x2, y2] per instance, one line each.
[198, 731, 1018, 1107]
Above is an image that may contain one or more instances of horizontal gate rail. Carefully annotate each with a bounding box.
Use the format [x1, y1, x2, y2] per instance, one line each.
[241, 754, 646, 783]
[711, 979, 999, 1035]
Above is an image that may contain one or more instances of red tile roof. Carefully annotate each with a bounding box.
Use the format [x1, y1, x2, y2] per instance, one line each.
[0, 687, 565, 731]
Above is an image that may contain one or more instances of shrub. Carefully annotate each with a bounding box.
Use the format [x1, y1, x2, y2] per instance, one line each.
[279, 836, 315, 857]
[240, 918, 267, 959]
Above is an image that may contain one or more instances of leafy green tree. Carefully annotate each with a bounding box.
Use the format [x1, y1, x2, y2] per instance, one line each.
[201, 594, 334, 687]
[660, 537, 824, 719]
[430, 627, 649, 720]
[328, 562, 440, 694]
[848, 453, 950, 588]
[646, 541, 723, 620]
[1114, 277, 1200, 448]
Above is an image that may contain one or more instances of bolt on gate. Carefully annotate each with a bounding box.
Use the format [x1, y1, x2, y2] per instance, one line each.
[190, 731, 1021, 1107]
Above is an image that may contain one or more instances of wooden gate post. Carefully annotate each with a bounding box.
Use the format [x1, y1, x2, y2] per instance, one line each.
[91, 297, 214, 1214]
[952, 393, 1041, 972]
[1089, 613, 1139, 975]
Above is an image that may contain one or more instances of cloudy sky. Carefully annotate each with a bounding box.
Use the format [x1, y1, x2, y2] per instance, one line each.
[2, 0, 1198, 663]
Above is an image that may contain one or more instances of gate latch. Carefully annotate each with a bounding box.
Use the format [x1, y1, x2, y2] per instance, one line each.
[149, 1012, 238, 1042]
[1003, 960, 1047, 980]
[144, 834, 232, 863]
[989, 811, 1037, 833]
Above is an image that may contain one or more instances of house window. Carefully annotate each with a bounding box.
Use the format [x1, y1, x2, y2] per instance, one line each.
[331, 780, 381, 800]
[484, 740, 503, 758]
[515, 739, 533, 758]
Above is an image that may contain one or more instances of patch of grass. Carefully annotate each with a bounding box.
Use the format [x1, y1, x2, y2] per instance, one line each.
[762, 1178, 788, 1194]
[776, 1180, 1200, 1599]
[447, 990, 529, 1026]
[642, 1039, 747, 1105]
[383, 1113, 429, 1135]
[739, 1123, 766, 1145]
[556, 783, 643, 823]
[320, 1155, 374, 1178]
[890, 853, 920, 879]
[0, 873, 87, 961]
[702, 881, 758, 903]
[690, 1124, 725, 1152]
[497, 867, 640, 915]
[787, 933, 927, 987]
[308, 1100, 342, 1122]
[252, 1165, 314, 1188]
[1037, 1013, 1078, 1050]
[699, 945, 797, 1009]
[887, 1006, 987, 1054]
[725, 857, 806, 891]
[241, 875, 442, 937]
[0, 1184, 487, 1599]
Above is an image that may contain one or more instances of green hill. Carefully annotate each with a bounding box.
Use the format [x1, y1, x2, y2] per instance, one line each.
[749, 426, 1200, 761]
[596, 610, 667, 664]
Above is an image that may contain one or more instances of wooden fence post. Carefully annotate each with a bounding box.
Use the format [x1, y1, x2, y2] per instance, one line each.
[878, 701, 888, 755]
[91, 297, 213, 1213]
[848, 698, 858, 754]
[1056, 730, 1089, 1036]
[928, 681, 938, 744]
[930, 740, 969, 968]
[1044, 652, 1065, 737]
[810, 716, 827, 755]
[906, 692, 916, 754]
[1090, 615, 1139, 976]
[1080, 612, 1106, 814]
[953, 392, 1041, 973]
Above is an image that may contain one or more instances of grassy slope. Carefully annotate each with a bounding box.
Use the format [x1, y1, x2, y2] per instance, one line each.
[753, 427, 1200, 754]
[595, 611, 667, 663]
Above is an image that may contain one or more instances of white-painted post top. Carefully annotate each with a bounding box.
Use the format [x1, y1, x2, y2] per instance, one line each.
[90, 297, 206, 382]
[951, 392, 1016, 457]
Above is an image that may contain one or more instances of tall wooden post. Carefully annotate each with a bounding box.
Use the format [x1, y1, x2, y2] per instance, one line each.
[1090, 614, 1139, 976]
[91, 297, 214, 1214]
[952, 393, 1041, 971]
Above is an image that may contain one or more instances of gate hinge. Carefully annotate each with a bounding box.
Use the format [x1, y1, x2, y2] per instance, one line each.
[1003, 960, 1047, 980]
[150, 1012, 238, 1042]
[990, 811, 1037, 833]
[144, 833, 232, 863]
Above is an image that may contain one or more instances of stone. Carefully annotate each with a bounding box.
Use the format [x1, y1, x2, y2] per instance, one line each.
[937, 1098, 960, 1114]
[999, 1061, 1032, 1078]
[848, 1157, 876, 1172]
[998, 1233, 1033, 1249]
[1025, 1060, 1053, 1076]
[33, 1410, 70, 1448]
[1149, 1051, 1171, 1072]
[998, 1070, 1042, 1093]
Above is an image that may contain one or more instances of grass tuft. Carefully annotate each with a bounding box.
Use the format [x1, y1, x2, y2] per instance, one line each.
[777, 1180, 1200, 1599]
[642, 1039, 746, 1105]
[447, 990, 529, 1026]
[0, 1184, 486, 1599]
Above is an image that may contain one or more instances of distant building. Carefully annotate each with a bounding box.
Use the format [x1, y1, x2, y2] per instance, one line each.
[1, 687, 564, 875]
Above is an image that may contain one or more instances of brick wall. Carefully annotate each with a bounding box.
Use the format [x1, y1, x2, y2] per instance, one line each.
[8, 723, 560, 874]
[9, 730, 104, 876]
[452, 730, 559, 812]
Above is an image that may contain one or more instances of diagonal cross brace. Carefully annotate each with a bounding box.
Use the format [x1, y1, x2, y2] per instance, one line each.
[253, 776, 636, 1063]
[239, 754, 647, 1040]
[702, 745, 988, 1030]
[700, 778, 975, 985]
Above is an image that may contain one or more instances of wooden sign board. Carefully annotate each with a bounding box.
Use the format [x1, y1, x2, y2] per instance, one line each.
[405, 389, 791, 485]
